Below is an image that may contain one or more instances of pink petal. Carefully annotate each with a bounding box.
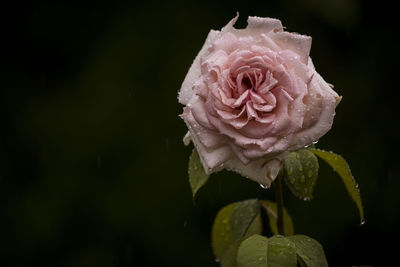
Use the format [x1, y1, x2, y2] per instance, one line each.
[246, 16, 283, 34]
[178, 30, 220, 105]
[249, 90, 266, 104]
[233, 90, 250, 107]
[273, 31, 312, 64]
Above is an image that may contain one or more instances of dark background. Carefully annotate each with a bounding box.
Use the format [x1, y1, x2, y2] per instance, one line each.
[1, 0, 398, 266]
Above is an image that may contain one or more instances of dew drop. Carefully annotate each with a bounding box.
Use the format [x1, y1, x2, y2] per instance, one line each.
[259, 183, 268, 189]
[359, 219, 366, 226]
[312, 140, 319, 145]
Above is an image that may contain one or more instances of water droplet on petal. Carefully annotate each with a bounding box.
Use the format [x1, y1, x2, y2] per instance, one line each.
[259, 183, 268, 189]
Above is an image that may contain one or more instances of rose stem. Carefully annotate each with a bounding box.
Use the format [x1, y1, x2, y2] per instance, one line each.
[273, 174, 284, 235]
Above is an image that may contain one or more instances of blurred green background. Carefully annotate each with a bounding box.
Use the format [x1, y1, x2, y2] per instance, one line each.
[1, 0, 398, 266]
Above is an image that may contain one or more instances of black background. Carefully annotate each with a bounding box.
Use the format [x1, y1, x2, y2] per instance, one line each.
[1, 0, 399, 266]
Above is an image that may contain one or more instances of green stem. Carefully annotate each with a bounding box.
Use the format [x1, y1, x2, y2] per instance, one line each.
[274, 174, 284, 235]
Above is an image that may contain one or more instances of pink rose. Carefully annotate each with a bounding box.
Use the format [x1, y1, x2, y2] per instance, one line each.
[179, 15, 341, 187]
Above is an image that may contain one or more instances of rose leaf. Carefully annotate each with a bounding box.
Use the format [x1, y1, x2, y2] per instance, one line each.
[230, 199, 260, 240]
[236, 235, 297, 267]
[212, 200, 262, 265]
[236, 234, 269, 267]
[267, 235, 297, 267]
[287, 235, 328, 267]
[308, 148, 365, 224]
[283, 149, 319, 201]
[188, 148, 209, 198]
[261, 200, 294, 236]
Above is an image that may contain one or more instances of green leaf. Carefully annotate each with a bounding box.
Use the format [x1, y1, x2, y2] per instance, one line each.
[220, 241, 240, 267]
[308, 148, 365, 223]
[220, 213, 263, 267]
[188, 148, 209, 198]
[261, 201, 294, 236]
[236, 235, 297, 267]
[230, 199, 260, 240]
[283, 149, 319, 200]
[267, 235, 297, 267]
[236, 234, 269, 267]
[212, 200, 262, 264]
[288, 235, 328, 267]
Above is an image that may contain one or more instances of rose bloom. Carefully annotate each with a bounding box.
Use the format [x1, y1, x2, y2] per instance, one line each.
[179, 15, 341, 187]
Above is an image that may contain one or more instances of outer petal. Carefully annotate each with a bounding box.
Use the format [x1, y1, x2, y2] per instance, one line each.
[272, 31, 312, 64]
[225, 153, 287, 188]
[182, 105, 227, 150]
[246, 16, 283, 34]
[181, 108, 231, 171]
[178, 30, 220, 105]
[222, 15, 284, 40]
[289, 58, 341, 147]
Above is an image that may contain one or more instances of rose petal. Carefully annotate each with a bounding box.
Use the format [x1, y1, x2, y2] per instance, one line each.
[246, 16, 283, 34]
[288, 60, 340, 148]
[181, 107, 228, 154]
[225, 153, 287, 188]
[179, 30, 220, 105]
[233, 90, 250, 107]
[273, 31, 312, 64]
[213, 32, 238, 53]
